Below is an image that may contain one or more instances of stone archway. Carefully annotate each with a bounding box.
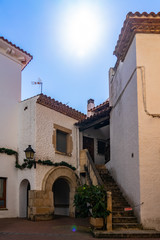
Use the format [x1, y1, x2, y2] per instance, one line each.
[28, 166, 78, 220]
[19, 179, 30, 218]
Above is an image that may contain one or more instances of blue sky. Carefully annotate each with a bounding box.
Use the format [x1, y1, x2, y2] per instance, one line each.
[0, 0, 160, 113]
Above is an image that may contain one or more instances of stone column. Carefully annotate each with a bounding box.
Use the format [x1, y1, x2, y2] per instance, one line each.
[106, 191, 112, 231]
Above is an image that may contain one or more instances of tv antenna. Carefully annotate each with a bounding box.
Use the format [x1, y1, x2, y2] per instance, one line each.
[31, 78, 43, 94]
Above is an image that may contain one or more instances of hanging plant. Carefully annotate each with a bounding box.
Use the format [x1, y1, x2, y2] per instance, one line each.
[15, 159, 76, 171]
[0, 147, 76, 171]
[0, 148, 17, 155]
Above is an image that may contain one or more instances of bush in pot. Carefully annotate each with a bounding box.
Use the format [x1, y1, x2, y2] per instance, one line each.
[74, 184, 111, 228]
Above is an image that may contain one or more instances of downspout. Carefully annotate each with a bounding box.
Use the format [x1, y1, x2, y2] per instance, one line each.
[112, 66, 160, 118]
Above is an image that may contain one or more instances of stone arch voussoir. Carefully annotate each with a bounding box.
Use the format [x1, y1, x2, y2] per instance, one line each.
[42, 166, 78, 217]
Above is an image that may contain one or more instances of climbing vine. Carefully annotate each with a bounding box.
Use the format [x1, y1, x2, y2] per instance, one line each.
[0, 148, 17, 155]
[15, 159, 76, 170]
[0, 147, 76, 171]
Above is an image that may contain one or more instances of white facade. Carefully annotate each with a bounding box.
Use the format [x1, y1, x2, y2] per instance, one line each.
[109, 24, 160, 230]
[0, 37, 32, 218]
[108, 37, 140, 218]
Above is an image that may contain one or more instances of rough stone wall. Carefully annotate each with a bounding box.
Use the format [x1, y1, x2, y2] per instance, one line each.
[28, 190, 54, 221]
[28, 166, 78, 220]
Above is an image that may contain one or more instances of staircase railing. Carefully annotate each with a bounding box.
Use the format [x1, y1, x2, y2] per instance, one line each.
[79, 149, 112, 230]
[81, 149, 104, 186]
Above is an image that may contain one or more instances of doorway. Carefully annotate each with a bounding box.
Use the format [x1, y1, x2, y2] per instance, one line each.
[83, 136, 94, 161]
[19, 179, 30, 218]
[52, 178, 70, 216]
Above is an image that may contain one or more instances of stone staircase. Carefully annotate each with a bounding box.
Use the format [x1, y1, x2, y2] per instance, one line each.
[96, 165, 141, 230]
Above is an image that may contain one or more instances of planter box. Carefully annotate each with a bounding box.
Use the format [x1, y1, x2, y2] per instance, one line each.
[90, 217, 104, 229]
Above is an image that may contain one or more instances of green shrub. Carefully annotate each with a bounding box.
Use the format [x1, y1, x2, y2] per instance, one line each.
[74, 184, 110, 218]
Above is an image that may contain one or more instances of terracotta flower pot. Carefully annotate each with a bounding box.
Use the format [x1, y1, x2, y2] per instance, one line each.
[90, 217, 104, 229]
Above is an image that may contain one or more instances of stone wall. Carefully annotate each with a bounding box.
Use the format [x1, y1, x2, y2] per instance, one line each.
[28, 190, 54, 221]
[28, 166, 78, 220]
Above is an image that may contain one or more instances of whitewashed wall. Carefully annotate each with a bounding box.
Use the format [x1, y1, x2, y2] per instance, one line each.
[108, 37, 141, 219]
[0, 52, 21, 217]
[136, 34, 160, 230]
[18, 96, 38, 190]
[0, 53, 21, 150]
[35, 103, 79, 190]
[0, 154, 18, 218]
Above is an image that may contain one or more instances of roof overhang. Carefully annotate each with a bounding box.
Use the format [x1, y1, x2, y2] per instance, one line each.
[0, 36, 33, 70]
[76, 108, 111, 131]
[114, 12, 160, 68]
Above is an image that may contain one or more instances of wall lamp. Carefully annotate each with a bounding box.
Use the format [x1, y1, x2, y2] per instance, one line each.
[24, 145, 36, 168]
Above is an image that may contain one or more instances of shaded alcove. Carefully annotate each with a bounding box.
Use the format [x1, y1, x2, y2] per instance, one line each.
[52, 178, 70, 216]
[19, 179, 30, 218]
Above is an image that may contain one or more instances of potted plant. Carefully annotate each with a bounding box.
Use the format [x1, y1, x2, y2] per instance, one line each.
[74, 184, 110, 229]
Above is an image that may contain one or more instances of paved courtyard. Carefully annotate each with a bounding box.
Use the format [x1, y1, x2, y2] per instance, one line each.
[0, 217, 159, 240]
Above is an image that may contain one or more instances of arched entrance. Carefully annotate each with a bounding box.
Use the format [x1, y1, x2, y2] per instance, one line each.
[42, 166, 78, 218]
[19, 179, 30, 218]
[53, 178, 70, 216]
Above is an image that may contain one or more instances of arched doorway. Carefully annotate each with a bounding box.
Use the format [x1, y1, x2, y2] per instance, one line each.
[53, 178, 70, 216]
[19, 179, 30, 218]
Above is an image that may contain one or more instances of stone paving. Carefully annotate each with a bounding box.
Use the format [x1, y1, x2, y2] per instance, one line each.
[0, 217, 159, 240]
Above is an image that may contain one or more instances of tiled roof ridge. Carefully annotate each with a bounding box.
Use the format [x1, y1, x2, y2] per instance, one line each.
[37, 94, 86, 121]
[0, 36, 33, 59]
[127, 11, 160, 18]
[89, 99, 109, 112]
[113, 12, 160, 69]
[76, 107, 111, 125]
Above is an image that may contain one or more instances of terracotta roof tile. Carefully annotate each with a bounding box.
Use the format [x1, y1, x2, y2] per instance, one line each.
[0, 36, 33, 59]
[37, 94, 86, 121]
[76, 107, 111, 126]
[89, 99, 109, 113]
[114, 12, 160, 68]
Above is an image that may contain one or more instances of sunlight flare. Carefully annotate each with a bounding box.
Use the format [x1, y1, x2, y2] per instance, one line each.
[58, 3, 104, 58]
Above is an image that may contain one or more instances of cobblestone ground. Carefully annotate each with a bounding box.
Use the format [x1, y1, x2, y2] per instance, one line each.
[0, 217, 159, 240]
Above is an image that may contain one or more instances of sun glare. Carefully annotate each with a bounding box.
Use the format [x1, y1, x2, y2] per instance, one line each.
[58, 3, 104, 59]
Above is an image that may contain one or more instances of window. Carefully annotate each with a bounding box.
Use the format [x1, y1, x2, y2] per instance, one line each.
[53, 124, 73, 156]
[0, 178, 6, 208]
[97, 140, 106, 155]
[56, 130, 67, 154]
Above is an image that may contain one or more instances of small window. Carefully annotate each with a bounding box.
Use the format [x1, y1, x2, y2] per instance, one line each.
[56, 130, 67, 154]
[97, 141, 106, 155]
[53, 124, 73, 156]
[0, 178, 6, 208]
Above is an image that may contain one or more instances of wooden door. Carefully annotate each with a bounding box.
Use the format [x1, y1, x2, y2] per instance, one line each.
[83, 136, 94, 161]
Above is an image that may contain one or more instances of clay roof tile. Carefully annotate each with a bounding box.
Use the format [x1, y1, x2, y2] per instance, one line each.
[114, 12, 160, 69]
[37, 94, 86, 121]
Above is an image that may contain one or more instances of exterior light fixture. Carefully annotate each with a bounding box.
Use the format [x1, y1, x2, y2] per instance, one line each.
[24, 145, 35, 160]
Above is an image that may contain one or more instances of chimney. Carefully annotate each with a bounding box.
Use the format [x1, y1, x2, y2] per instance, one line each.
[87, 99, 95, 117]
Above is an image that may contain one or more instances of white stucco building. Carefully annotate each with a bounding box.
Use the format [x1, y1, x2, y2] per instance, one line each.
[108, 12, 160, 230]
[0, 11, 160, 231]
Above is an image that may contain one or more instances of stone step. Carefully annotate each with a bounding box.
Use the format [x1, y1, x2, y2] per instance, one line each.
[112, 201, 129, 207]
[113, 217, 137, 223]
[112, 206, 131, 212]
[113, 222, 141, 229]
[112, 198, 127, 203]
[92, 229, 160, 238]
[97, 170, 141, 230]
[112, 211, 134, 217]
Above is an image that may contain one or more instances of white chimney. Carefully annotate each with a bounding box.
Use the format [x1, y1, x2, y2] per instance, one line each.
[87, 99, 95, 117]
